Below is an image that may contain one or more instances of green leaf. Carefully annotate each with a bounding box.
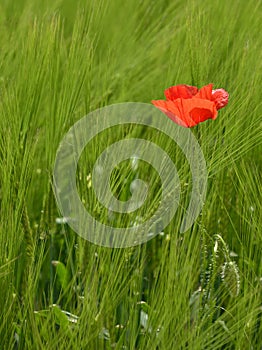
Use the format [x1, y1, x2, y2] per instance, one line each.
[52, 260, 70, 291]
[52, 305, 70, 331]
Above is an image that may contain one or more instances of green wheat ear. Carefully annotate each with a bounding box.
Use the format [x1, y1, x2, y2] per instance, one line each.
[221, 261, 240, 297]
[21, 202, 35, 261]
[214, 234, 241, 297]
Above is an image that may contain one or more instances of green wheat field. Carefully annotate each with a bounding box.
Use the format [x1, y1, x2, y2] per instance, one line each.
[0, 0, 261, 349]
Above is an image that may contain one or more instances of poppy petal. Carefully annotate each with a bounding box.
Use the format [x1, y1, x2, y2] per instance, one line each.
[152, 99, 196, 127]
[165, 99, 197, 127]
[211, 89, 229, 110]
[195, 84, 213, 100]
[185, 97, 218, 122]
[164, 84, 198, 101]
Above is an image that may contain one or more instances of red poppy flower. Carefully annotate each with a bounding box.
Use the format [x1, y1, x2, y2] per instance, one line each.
[152, 84, 229, 127]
